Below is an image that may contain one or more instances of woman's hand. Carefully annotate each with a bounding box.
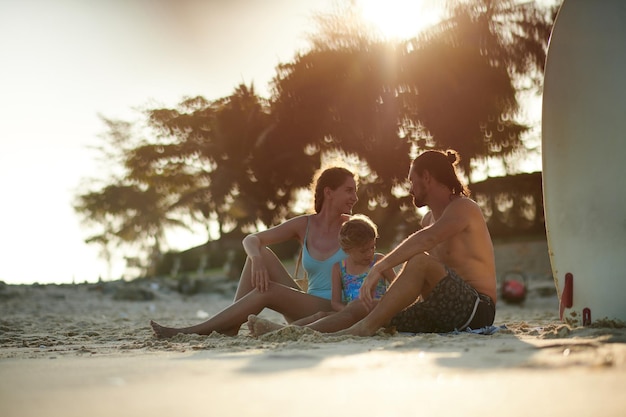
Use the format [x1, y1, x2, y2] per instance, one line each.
[250, 255, 270, 293]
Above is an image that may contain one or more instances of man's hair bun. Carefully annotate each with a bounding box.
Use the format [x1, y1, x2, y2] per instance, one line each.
[446, 150, 459, 165]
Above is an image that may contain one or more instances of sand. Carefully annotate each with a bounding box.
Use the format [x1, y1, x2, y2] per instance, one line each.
[1, 277, 625, 417]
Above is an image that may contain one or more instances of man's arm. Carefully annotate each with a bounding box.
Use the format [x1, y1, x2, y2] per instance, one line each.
[377, 200, 471, 271]
[358, 199, 473, 305]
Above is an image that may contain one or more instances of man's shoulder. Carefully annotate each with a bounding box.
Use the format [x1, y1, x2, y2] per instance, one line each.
[449, 196, 481, 211]
[446, 197, 485, 225]
[456, 197, 489, 229]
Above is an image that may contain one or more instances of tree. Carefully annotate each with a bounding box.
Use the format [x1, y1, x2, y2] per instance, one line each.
[401, 0, 556, 178]
[75, 1, 558, 276]
[74, 117, 185, 278]
[268, 0, 555, 204]
[129, 84, 288, 234]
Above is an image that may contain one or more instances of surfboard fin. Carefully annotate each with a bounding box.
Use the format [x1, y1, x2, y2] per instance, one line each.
[559, 272, 573, 320]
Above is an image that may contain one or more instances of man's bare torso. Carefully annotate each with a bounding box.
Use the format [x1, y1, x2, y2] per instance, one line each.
[426, 198, 497, 301]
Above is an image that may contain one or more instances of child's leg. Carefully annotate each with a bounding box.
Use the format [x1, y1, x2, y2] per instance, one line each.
[291, 310, 335, 326]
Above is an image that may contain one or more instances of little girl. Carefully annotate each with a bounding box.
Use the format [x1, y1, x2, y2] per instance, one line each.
[286, 214, 395, 327]
[331, 214, 395, 311]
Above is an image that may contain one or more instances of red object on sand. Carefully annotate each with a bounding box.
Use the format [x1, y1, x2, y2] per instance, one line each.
[501, 279, 527, 304]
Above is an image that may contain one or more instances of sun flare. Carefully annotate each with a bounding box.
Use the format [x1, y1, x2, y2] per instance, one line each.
[357, 0, 443, 40]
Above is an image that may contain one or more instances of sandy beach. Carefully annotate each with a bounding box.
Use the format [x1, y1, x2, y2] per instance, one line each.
[1, 272, 625, 417]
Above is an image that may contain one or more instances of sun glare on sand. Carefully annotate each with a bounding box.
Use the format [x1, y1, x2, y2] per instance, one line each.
[357, 0, 443, 40]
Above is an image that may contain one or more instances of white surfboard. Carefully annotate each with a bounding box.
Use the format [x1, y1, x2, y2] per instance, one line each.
[542, 0, 626, 325]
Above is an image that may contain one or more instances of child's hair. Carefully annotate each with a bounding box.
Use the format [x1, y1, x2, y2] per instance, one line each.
[339, 214, 378, 251]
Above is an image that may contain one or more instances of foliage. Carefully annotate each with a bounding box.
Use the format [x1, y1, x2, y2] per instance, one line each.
[75, 0, 558, 278]
[402, 0, 555, 177]
[129, 85, 284, 231]
[74, 117, 186, 277]
[471, 171, 545, 238]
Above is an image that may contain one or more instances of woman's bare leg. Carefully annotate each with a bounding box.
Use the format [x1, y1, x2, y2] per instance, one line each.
[151, 282, 331, 338]
[336, 254, 446, 337]
[234, 246, 299, 301]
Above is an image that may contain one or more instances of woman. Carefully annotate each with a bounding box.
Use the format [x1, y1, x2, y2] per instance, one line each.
[150, 166, 358, 338]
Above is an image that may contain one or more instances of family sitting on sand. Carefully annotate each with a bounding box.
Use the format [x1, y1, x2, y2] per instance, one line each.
[150, 149, 497, 339]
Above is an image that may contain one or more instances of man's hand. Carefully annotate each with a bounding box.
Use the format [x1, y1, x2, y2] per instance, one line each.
[359, 268, 383, 311]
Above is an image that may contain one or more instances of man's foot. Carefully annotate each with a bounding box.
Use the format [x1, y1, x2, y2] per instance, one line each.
[331, 320, 377, 337]
[150, 320, 182, 339]
[246, 314, 285, 337]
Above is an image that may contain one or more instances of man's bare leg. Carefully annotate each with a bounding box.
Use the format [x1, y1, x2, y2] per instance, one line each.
[337, 254, 446, 336]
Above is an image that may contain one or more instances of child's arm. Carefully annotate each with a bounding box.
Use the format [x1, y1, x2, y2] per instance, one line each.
[330, 262, 345, 311]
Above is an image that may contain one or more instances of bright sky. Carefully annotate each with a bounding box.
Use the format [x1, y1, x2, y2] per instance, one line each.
[0, 0, 543, 285]
[0, 0, 344, 284]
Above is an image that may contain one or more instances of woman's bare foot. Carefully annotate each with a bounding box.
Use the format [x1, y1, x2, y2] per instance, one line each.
[150, 320, 182, 339]
[246, 314, 285, 337]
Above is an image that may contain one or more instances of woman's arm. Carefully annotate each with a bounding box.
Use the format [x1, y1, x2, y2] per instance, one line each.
[241, 215, 308, 292]
[242, 215, 308, 257]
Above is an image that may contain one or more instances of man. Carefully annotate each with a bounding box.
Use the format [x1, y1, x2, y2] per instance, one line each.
[247, 149, 496, 336]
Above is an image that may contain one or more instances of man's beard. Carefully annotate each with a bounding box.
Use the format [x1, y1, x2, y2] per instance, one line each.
[412, 194, 426, 208]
